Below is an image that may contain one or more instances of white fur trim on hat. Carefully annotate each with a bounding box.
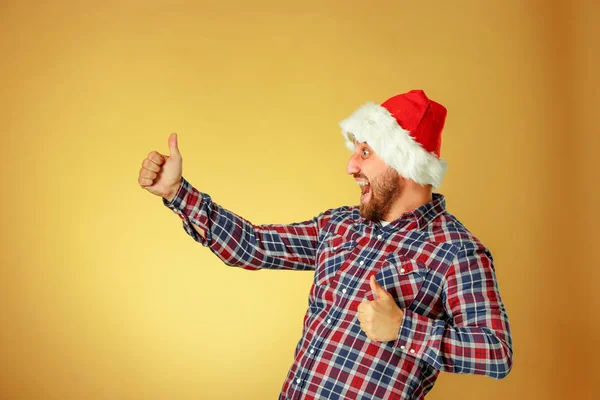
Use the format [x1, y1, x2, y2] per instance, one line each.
[339, 102, 448, 188]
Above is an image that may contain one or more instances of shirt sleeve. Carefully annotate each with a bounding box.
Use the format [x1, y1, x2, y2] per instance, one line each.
[162, 176, 338, 271]
[392, 243, 513, 379]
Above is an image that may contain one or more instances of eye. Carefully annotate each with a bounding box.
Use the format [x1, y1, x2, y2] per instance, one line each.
[362, 148, 370, 157]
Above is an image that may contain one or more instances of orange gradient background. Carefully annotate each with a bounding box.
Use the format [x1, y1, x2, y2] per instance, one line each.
[1, 1, 598, 399]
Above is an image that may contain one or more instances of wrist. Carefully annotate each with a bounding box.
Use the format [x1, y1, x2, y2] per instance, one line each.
[165, 179, 182, 202]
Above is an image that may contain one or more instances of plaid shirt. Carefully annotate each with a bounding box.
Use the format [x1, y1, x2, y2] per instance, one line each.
[163, 176, 513, 399]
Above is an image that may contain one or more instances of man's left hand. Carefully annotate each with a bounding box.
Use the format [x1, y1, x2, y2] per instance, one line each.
[357, 275, 404, 342]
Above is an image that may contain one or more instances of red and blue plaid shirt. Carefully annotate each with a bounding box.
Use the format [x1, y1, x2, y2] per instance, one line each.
[163, 176, 513, 399]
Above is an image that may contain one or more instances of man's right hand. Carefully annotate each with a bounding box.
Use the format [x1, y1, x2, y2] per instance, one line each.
[138, 132, 183, 202]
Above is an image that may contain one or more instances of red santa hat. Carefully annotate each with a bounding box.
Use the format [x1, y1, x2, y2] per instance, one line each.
[339, 89, 448, 188]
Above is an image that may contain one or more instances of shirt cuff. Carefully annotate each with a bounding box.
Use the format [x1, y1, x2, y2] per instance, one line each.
[162, 176, 212, 247]
[162, 177, 190, 211]
[393, 309, 434, 360]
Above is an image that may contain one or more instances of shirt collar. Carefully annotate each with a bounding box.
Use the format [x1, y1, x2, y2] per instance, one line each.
[354, 192, 447, 230]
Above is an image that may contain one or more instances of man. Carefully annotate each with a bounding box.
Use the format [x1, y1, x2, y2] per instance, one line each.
[138, 90, 513, 399]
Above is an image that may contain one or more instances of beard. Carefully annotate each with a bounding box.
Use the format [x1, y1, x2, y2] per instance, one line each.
[359, 167, 402, 221]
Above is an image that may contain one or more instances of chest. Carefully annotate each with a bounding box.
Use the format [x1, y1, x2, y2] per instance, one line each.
[311, 227, 459, 319]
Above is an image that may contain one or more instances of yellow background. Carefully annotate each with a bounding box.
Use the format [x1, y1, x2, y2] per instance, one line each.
[1, 0, 598, 399]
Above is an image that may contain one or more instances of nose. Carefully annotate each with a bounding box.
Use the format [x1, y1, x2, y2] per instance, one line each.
[346, 152, 361, 175]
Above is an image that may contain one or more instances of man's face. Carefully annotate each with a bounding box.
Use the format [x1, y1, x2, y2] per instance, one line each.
[346, 138, 403, 221]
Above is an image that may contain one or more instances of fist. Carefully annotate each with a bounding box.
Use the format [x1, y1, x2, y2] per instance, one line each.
[139, 132, 183, 201]
[357, 275, 404, 342]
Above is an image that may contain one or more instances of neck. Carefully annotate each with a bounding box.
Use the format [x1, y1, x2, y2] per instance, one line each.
[382, 183, 433, 222]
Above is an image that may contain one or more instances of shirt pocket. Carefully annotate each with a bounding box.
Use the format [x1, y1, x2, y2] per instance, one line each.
[363, 253, 428, 310]
[314, 234, 357, 287]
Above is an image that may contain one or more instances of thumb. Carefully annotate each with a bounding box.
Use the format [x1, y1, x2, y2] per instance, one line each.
[369, 274, 388, 300]
[168, 132, 181, 158]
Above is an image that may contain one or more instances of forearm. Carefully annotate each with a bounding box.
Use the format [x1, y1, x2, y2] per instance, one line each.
[394, 310, 512, 379]
[163, 176, 325, 271]
[192, 223, 206, 240]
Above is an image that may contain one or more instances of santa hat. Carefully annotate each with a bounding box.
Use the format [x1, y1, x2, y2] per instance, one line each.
[339, 89, 448, 188]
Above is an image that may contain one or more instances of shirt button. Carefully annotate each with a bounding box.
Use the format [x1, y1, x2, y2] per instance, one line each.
[377, 234, 383, 240]
[400, 345, 405, 350]
[327, 318, 332, 324]
[296, 378, 301, 384]
[359, 260, 364, 266]
[410, 349, 415, 354]
[342, 288, 347, 294]
[400, 268, 405, 273]
[310, 349, 315, 354]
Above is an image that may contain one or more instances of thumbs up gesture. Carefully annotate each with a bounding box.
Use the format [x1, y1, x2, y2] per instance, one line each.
[356, 275, 404, 342]
[139, 132, 183, 201]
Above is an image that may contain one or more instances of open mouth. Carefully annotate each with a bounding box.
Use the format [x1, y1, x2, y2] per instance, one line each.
[358, 181, 371, 203]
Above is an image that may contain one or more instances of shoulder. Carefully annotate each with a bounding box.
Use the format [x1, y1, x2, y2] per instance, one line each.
[428, 211, 487, 249]
[426, 211, 494, 270]
[311, 205, 361, 239]
[310, 204, 359, 224]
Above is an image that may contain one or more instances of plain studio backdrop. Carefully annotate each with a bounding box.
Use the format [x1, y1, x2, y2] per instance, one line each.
[1, 1, 598, 399]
